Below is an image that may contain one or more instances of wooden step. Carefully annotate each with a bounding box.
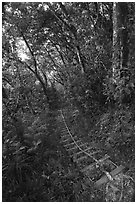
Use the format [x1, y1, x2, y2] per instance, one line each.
[104, 159, 117, 169]
[79, 142, 88, 148]
[95, 165, 125, 187]
[61, 129, 67, 132]
[61, 134, 69, 138]
[73, 149, 100, 161]
[67, 142, 88, 152]
[61, 131, 71, 135]
[60, 138, 71, 143]
[73, 135, 79, 140]
[74, 146, 93, 157]
[61, 135, 78, 140]
[83, 146, 94, 152]
[60, 127, 68, 130]
[61, 133, 70, 137]
[74, 155, 88, 162]
[61, 130, 68, 134]
[64, 140, 81, 147]
[81, 154, 110, 173]
[67, 145, 79, 151]
[61, 134, 70, 138]
[71, 150, 83, 158]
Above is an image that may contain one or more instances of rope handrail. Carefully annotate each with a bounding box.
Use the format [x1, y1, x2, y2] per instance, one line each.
[60, 109, 118, 167]
[58, 109, 134, 202]
[60, 109, 103, 164]
[59, 109, 122, 178]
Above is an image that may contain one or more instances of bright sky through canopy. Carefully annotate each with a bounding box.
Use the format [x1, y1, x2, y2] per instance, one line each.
[16, 39, 29, 61]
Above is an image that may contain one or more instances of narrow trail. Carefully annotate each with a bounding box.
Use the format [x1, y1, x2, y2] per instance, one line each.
[55, 109, 134, 202]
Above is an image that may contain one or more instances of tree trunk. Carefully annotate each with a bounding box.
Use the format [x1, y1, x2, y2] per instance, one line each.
[112, 2, 128, 104]
[118, 3, 129, 68]
[112, 2, 121, 84]
[35, 72, 50, 102]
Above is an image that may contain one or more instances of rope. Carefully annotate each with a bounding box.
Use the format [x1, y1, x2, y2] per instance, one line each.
[59, 109, 119, 179]
[58, 109, 134, 202]
[60, 109, 99, 163]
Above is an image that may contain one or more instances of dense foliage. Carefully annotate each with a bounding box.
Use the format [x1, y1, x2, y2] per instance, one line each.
[2, 2, 134, 202]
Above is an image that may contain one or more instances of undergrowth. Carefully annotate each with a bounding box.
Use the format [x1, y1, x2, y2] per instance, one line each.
[64, 105, 134, 166]
[2, 100, 135, 202]
[63, 104, 135, 201]
[3, 110, 93, 202]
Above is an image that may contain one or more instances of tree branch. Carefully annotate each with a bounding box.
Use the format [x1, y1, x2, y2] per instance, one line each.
[48, 37, 67, 66]
[2, 77, 13, 86]
[47, 3, 85, 73]
[17, 58, 36, 75]
[19, 29, 38, 73]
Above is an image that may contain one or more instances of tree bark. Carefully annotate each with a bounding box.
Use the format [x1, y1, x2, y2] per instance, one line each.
[112, 2, 121, 84]
[112, 2, 129, 105]
[112, 2, 128, 83]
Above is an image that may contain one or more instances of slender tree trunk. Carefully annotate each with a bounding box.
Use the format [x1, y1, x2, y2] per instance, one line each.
[25, 95, 36, 115]
[118, 3, 129, 68]
[112, 2, 128, 105]
[112, 2, 121, 85]
[35, 73, 48, 99]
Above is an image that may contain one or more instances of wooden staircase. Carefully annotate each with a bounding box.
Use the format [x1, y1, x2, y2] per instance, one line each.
[56, 109, 134, 201]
